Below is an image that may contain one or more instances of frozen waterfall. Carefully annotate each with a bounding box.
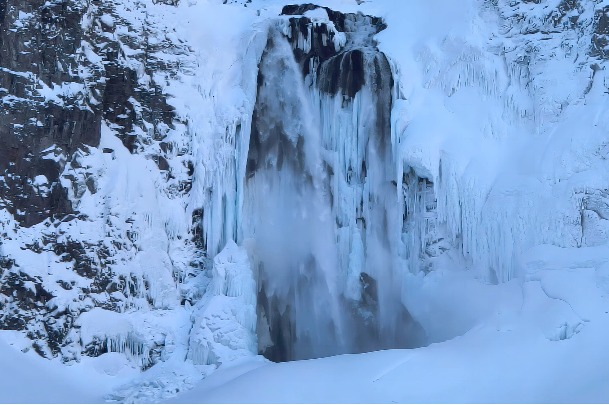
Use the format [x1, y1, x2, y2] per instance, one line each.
[202, 6, 428, 361]
[243, 24, 345, 361]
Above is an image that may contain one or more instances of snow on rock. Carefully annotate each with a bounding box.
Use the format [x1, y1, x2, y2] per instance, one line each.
[76, 308, 173, 370]
[1, 0, 609, 402]
[187, 241, 257, 367]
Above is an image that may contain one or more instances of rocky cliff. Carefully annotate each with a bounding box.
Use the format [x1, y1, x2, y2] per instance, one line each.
[0, 0, 199, 365]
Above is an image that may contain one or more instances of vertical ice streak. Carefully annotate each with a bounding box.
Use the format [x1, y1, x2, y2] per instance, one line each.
[243, 25, 345, 361]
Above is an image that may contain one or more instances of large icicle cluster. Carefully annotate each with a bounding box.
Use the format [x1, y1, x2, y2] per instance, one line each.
[389, 0, 609, 284]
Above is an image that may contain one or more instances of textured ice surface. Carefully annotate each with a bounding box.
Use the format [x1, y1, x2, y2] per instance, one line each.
[1, 0, 609, 402]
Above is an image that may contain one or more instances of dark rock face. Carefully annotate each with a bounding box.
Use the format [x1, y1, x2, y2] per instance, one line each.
[317, 49, 365, 99]
[591, 6, 609, 59]
[281, 4, 389, 99]
[282, 4, 393, 159]
[0, 0, 101, 227]
[281, 4, 386, 38]
[257, 285, 295, 363]
[0, 0, 196, 365]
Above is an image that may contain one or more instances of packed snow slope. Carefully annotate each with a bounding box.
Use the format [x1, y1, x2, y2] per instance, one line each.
[1, 0, 609, 402]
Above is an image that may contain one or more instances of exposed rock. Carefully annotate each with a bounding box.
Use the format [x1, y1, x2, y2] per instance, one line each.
[280, 3, 389, 99]
[591, 6, 609, 59]
[0, 0, 200, 366]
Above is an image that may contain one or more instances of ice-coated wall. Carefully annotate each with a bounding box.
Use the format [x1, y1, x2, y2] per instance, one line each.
[203, 5, 429, 361]
[196, 0, 609, 364]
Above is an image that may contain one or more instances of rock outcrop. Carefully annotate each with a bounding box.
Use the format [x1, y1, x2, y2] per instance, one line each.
[0, 0, 200, 364]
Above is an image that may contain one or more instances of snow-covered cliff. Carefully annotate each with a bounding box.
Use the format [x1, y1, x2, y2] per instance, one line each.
[1, 0, 609, 402]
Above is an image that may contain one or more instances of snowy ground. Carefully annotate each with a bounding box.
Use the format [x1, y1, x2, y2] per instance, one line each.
[0, 332, 134, 403]
[174, 246, 609, 403]
[2, 244, 608, 403]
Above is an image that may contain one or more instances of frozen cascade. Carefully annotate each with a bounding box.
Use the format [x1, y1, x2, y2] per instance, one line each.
[195, 3, 559, 363]
[400, 169, 441, 275]
[243, 23, 346, 361]
[235, 7, 426, 361]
